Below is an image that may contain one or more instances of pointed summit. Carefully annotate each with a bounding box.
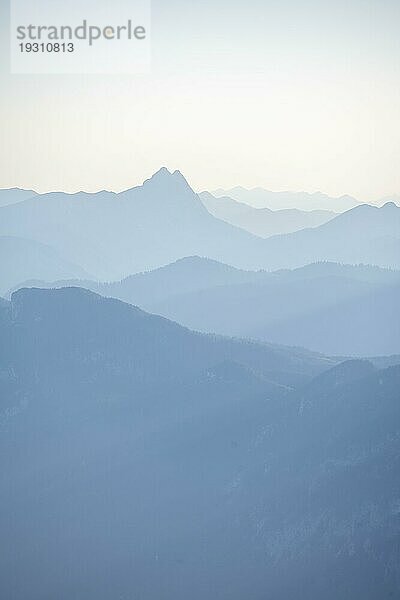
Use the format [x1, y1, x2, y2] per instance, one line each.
[142, 167, 194, 198]
[145, 167, 173, 184]
[172, 169, 189, 184]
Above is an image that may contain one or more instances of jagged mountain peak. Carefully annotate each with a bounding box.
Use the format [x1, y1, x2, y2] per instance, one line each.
[143, 167, 191, 189]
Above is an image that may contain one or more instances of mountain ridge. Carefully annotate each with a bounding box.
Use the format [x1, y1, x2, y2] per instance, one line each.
[1, 169, 399, 286]
[9, 259, 400, 356]
[211, 186, 361, 211]
[1, 285, 399, 599]
[200, 191, 335, 237]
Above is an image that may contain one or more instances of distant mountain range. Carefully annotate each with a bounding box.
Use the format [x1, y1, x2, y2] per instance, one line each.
[260, 201, 400, 270]
[200, 191, 335, 237]
[13, 259, 400, 357]
[1, 287, 399, 599]
[0, 169, 264, 281]
[7, 255, 258, 301]
[1, 169, 399, 288]
[211, 186, 362, 211]
[140, 260, 400, 356]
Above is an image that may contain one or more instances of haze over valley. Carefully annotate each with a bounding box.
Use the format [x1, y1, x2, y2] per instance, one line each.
[2, 0, 399, 594]
[1, 167, 399, 600]
[1, 168, 399, 290]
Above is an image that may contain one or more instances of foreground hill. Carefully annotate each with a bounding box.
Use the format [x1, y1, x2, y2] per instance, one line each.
[200, 191, 334, 237]
[0, 288, 399, 599]
[1, 287, 328, 392]
[1, 170, 399, 284]
[235, 360, 400, 599]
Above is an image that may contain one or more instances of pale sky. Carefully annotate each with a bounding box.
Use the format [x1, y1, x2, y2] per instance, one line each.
[0, 0, 399, 201]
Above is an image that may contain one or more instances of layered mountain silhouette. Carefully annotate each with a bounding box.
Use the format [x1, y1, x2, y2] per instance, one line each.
[0, 169, 264, 280]
[16, 259, 400, 356]
[211, 186, 361, 211]
[259, 201, 400, 270]
[1, 170, 399, 285]
[141, 260, 400, 356]
[200, 191, 335, 237]
[1, 287, 399, 599]
[8, 256, 260, 302]
[3, 287, 328, 391]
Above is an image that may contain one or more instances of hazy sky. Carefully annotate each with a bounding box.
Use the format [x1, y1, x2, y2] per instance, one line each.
[0, 0, 399, 200]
